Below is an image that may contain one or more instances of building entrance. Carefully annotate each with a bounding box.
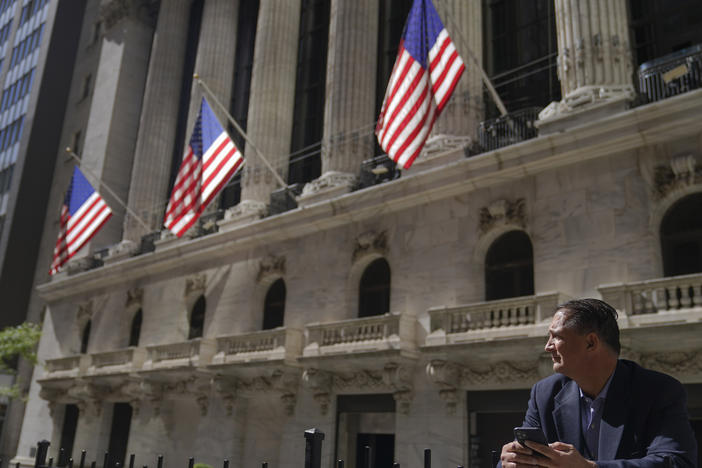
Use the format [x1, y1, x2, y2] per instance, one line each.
[336, 394, 395, 468]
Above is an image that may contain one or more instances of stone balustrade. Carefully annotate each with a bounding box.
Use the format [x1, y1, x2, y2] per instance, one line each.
[303, 312, 414, 357]
[212, 328, 303, 364]
[425, 293, 568, 345]
[87, 347, 147, 374]
[43, 355, 89, 379]
[598, 273, 702, 324]
[144, 338, 216, 369]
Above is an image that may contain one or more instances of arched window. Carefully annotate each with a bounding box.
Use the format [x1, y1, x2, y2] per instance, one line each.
[128, 309, 142, 347]
[188, 296, 206, 340]
[661, 193, 702, 277]
[359, 258, 391, 318]
[485, 230, 534, 301]
[262, 279, 286, 330]
[80, 320, 91, 354]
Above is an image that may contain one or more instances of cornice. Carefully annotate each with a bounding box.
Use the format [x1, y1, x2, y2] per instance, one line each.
[37, 90, 702, 302]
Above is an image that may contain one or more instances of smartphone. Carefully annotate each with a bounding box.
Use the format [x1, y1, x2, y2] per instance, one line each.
[513, 427, 548, 448]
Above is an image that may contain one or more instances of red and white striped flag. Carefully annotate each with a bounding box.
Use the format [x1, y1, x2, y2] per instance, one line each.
[376, 0, 465, 169]
[164, 97, 244, 237]
[50, 166, 112, 275]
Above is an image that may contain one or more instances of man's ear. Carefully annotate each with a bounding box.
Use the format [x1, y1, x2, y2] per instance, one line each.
[585, 332, 599, 350]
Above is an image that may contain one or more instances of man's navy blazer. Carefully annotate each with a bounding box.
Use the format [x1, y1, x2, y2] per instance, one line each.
[514, 359, 697, 467]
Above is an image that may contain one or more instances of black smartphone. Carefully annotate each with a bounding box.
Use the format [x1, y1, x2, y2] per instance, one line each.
[514, 427, 548, 447]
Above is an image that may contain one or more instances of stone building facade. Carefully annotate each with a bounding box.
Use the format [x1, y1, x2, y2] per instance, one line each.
[11, 1, 702, 468]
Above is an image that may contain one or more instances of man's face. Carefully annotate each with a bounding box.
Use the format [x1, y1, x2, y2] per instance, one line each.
[544, 309, 590, 378]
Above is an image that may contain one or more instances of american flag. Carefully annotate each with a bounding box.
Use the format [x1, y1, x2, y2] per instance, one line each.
[164, 97, 244, 237]
[49, 166, 112, 275]
[376, 0, 465, 169]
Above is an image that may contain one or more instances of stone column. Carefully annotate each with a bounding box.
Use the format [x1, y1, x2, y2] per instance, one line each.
[298, 0, 378, 203]
[235, 0, 301, 220]
[122, 0, 191, 243]
[76, 0, 155, 257]
[431, 0, 482, 142]
[539, 0, 634, 132]
[186, 0, 240, 138]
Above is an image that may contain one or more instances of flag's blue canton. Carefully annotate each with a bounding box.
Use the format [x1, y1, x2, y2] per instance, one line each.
[190, 112, 204, 159]
[199, 98, 225, 156]
[403, 0, 446, 67]
[67, 166, 96, 215]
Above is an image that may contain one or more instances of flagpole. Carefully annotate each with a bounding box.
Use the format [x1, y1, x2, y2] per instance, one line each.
[435, 0, 509, 117]
[65, 148, 152, 233]
[194, 75, 291, 193]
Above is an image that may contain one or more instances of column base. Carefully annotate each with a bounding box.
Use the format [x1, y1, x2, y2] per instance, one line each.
[537, 85, 635, 135]
[217, 200, 267, 232]
[412, 134, 472, 171]
[297, 171, 357, 207]
[104, 240, 138, 265]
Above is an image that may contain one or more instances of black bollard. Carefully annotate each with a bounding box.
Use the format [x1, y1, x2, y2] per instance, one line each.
[222, 460, 229, 468]
[79, 451, 86, 468]
[261, 463, 268, 468]
[303, 428, 325, 468]
[363, 446, 371, 468]
[35, 441, 51, 468]
[187, 457, 194, 468]
[128, 455, 134, 468]
[48, 458, 53, 468]
[337, 460, 344, 468]
[156, 455, 163, 468]
[90, 461, 95, 468]
[68, 458, 73, 468]
[393, 463, 400, 468]
[102, 453, 109, 468]
[423, 449, 431, 468]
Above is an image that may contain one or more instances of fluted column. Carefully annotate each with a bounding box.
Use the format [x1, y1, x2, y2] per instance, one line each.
[237, 0, 301, 213]
[123, 0, 191, 242]
[186, 0, 240, 137]
[541, 0, 634, 126]
[432, 0, 482, 141]
[300, 0, 378, 199]
[77, 0, 155, 255]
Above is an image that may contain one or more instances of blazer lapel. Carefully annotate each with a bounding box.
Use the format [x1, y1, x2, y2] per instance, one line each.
[552, 380, 583, 451]
[598, 361, 630, 460]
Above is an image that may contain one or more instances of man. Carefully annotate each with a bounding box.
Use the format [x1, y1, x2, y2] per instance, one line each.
[499, 298, 697, 467]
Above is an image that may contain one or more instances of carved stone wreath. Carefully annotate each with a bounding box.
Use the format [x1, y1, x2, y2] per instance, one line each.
[257, 255, 286, 283]
[478, 198, 526, 235]
[352, 231, 388, 262]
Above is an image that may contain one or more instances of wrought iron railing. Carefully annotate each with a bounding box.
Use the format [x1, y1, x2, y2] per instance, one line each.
[477, 107, 540, 152]
[638, 43, 702, 104]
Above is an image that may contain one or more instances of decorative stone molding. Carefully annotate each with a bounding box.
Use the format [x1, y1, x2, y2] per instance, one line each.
[653, 154, 701, 200]
[426, 360, 462, 414]
[461, 361, 539, 386]
[478, 198, 526, 235]
[257, 255, 286, 283]
[105, 240, 138, 264]
[332, 370, 385, 391]
[221, 199, 267, 221]
[185, 274, 207, 298]
[217, 369, 299, 416]
[623, 349, 702, 380]
[302, 368, 333, 415]
[382, 362, 414, 415]
[301, 171, 357, 196]
[76, 301, 93, 328]
[120, 379, 163, 416]
[352, 231, 388, 262]
[213, 375, 237, 416]
[422, 134, 472, 158]
[126, 287, 144, 309]
[67, 381, 108, 419]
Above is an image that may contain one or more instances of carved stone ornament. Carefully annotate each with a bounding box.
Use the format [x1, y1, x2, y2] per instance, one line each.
[426, 360, 462, 414]
[120, 379, 163, 416]
[478, 198, 526, 235]
[257, 255, 286, 283]
[382, 362, 414, 415]
[67, 381, 108, 419]
[185, 274, 207, 298]
[126, 287, 144, 309]
[622, 348, 702, 379]
[213, 375, 238, 416]
[76, 301, 93, 327]
[653, 154, 701, 200]
[302, 368, 333, 415]
[461, 360, 539, 386]
[352, 231, 388, 262]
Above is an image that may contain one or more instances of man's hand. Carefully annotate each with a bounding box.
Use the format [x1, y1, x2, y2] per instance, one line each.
[499, 440, 545, 467]
[524, 441, 597, 468]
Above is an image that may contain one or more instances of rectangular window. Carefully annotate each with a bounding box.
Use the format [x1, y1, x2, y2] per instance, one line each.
[288, 0, 330, 186]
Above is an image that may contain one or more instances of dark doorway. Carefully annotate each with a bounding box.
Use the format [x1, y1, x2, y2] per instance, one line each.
[262, 279, 286, 330]
[467, 389, 531, 468]
[356, 433, 395, 468]
[661, 193, 702, 277]
[58, 404, 79, 467]
[691, 419, 702, 468]
[485, 231, 534, 301]
[107, 403, 132, 468]
[358, 258, 391, 317]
